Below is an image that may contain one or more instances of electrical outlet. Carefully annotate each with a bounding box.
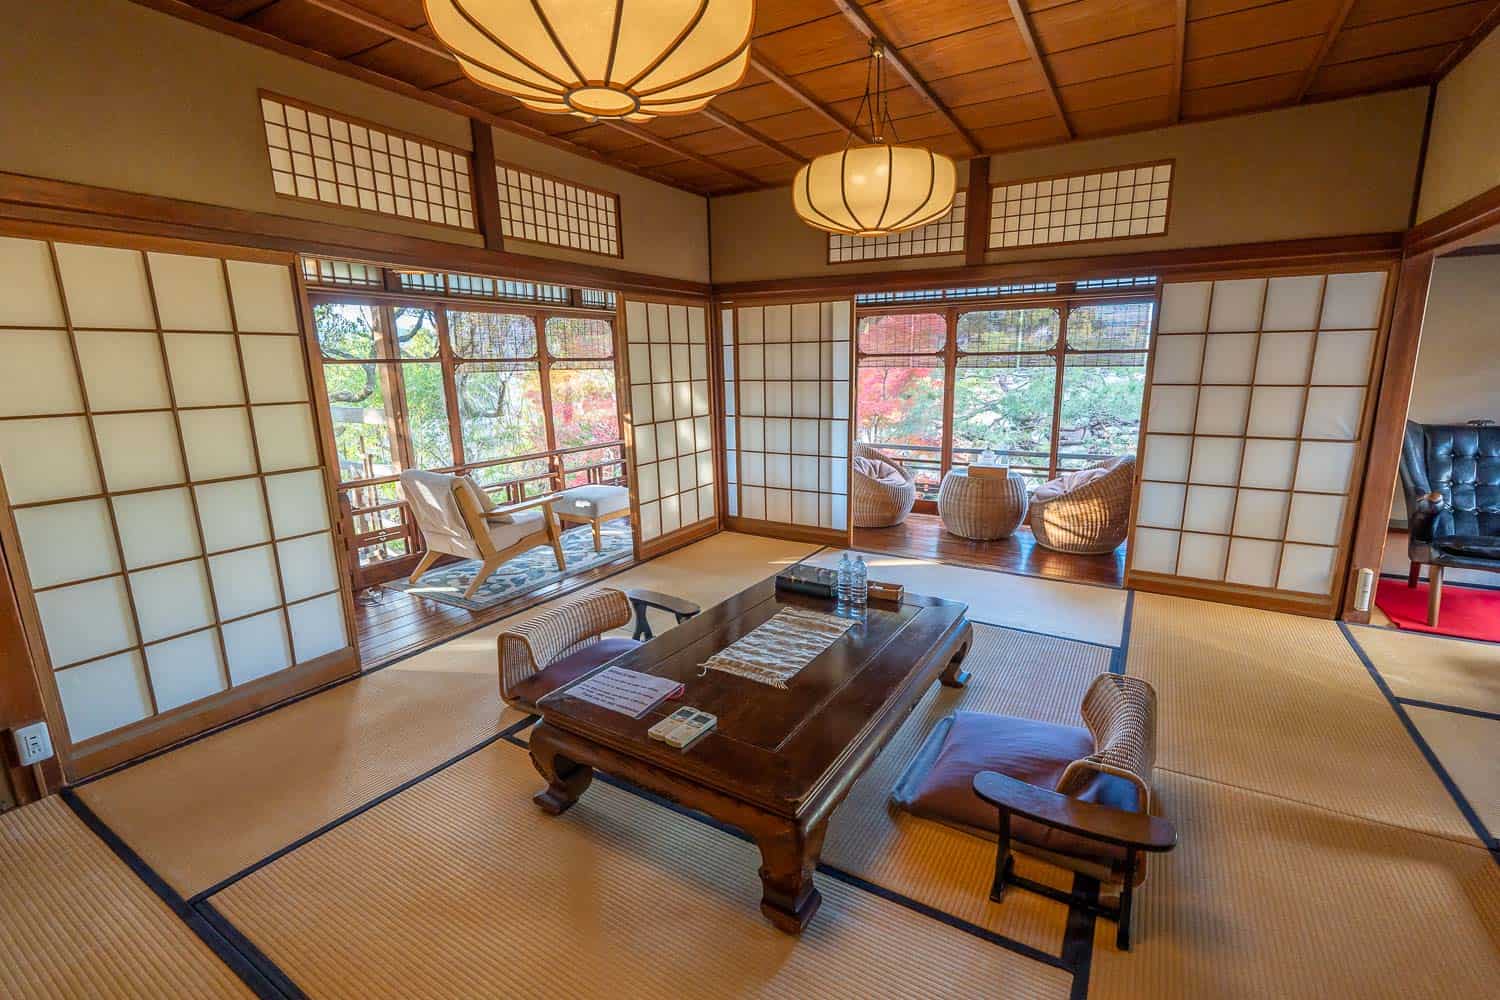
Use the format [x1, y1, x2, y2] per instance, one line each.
[11, 722, 53, 767]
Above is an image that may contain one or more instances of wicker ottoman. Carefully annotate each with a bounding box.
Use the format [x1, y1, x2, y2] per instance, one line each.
[938, 468, 1029, 540]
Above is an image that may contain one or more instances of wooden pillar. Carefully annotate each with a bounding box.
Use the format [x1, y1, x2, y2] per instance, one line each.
[963, 157, 991, 267]
[1340, 254, 1434, 622]
[469, 118, 506, 252]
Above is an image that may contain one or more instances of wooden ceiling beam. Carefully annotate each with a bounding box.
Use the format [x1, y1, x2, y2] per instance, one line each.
[1435, 1, 1500, 78]
[749, 53, 871, 144]
[1296, 0, 1359, 101]
[698, 108, 806, 165]
[1005, 0, 1072, 140]
[829, 0, 983, 156]
[609, 122, 768, 188]
[1170, 0, 1187, 123]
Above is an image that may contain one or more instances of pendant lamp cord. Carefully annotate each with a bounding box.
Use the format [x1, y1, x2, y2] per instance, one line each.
[847, 39, 901, 150]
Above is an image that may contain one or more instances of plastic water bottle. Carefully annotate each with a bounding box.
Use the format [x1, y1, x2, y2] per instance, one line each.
[852, 555, 868, 610]
[835, 553, 853, 612]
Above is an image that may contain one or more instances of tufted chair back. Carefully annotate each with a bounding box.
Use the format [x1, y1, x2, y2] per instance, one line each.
[1400, 421, 1500, 538]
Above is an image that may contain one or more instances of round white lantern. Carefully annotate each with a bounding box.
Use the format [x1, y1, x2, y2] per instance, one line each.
[793, 144, 958, 237]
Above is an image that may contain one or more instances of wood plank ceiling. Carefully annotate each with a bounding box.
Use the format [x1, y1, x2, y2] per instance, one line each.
[162, 0, 1500, 196]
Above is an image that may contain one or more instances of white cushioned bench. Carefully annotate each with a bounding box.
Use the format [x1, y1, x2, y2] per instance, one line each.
[554, 484, 631, 551]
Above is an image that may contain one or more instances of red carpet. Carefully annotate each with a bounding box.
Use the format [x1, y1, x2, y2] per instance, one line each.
[1374, 578, 1500, 643]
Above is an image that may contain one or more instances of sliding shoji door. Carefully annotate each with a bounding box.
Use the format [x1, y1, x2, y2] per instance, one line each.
[722, 298, 854, 545]
[620, 296, 718, 558]
[1127, 269, 1393, 615]
[0, 230, 356, 776]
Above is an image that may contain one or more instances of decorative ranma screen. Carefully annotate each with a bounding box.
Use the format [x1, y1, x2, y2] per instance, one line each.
[259, 92, 476, 231]
[496, 163, 622, 258]
[827, 191, 967, 264]
[989, 161, 1173, 250]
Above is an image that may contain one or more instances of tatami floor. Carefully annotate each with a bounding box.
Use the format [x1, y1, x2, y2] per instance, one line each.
[2, 531, 1496, 998]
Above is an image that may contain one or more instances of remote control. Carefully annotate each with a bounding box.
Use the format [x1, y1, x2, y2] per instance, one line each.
[665, 710, 717, 749]
[649, 706, 697, 741]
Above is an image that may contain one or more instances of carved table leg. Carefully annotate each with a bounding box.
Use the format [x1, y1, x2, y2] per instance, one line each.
[940, 620, 974, 688]
[529, 722, 593, 815]
[753, 819, 828, 933]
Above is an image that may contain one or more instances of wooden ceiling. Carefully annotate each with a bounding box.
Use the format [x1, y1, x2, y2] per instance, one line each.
[159, 0, 1500, 196]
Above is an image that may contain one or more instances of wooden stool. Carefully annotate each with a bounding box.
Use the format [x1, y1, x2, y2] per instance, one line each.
[554, 484, 631, 551]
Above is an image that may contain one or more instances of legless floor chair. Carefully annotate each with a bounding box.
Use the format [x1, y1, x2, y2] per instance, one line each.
[401, 470, 566, 600]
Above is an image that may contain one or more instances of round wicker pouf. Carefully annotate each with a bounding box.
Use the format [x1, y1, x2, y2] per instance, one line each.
[938, 468, 1029, 540]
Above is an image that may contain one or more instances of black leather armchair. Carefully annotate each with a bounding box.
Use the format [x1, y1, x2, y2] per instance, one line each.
[1398, 420, 1500, 625]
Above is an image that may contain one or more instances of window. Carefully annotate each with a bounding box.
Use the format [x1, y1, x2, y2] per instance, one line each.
[954, 309, 1061, 485]
[855, 314, 947, 498]
[829, 191, 966, 264]
[495, 163, 622, 257]
[989, 162, 1172, 249]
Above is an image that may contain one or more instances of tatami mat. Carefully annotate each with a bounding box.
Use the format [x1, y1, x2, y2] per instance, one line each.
[0, 797, 251, 999]
[1405, 706, 1499, 837]
[211, 741, 1072, 999]
[1089, 769, 1500, 1000]
[1128, 592, 1479, 845]
[1348, 624, 1500, 715]
[821, 623, 1110, 952]
[806, 549, 1127, 646]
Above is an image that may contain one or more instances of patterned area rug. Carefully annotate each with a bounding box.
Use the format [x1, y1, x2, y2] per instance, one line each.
[386, 521, 632, 611]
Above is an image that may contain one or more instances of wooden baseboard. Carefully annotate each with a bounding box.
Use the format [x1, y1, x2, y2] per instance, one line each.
[724, 516, 850, 549]
[1125, 571, 1335, 619]
[637, 518, 719, 561]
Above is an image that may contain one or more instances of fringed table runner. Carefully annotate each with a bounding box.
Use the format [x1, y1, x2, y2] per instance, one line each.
[701, 607, 855, 688]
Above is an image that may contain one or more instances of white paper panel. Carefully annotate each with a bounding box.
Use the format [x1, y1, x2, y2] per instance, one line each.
[287, 593, 347, 662]
[222, 609, 291, 685]
[1225, 537, 1281, 588]
[1285, 493, 1347, 545]
[277, 531, 338, 602]
[1302, 387, 1364, 440]
[1320, 272, 1386, 329]
[225, 260, 300, 333]
[0, 236, 65, 326]
[1294, 441, 1356, 493]
[194, 478, 271, 552]
[639, 500, 661, 539]
[1207, 278, 1265, 332]
[93, 412, 184, 492]
[1309, 331, 1374, 385]
[0, 330, 84, 416]
[1136, 482, 1186, 529]
[34, 576, 136, 667]
[1151, 335, 1205, 384]
[1142, 434, 1192, 482]
[74, 331, 171, 411]
[1232, 489, 1290, 539]
[14, 499, 119, 589]
[129, 560, 214, 642]
[1188, 437, 1242, 486]
[164, 333, 245, 406]
[1240, 438, 1298, 491]
[1158, 282, 1211, 333]
[209, 545, 282, 620]
[1278, 543, 1336, 594]
[636, 463, 658, 502]
[54, 243, 155, 329]
[624, 300, 647, 341]
[1183, 485, 1236, 534]
[0, 417, 100, 504]
[1194, 386, 1250, 436]
[112, 488, 200, 569]
[630, 385, 652, 424]
[147, 253, 233, 331]
[180, 408, 257, 481]
[1261, 275, 1324, 331]
[55, 652, 152, 742]
[264, 469, 330, 538]
[145, 630, 227, 712]
[240, 335, 309, 403]
[627, 344, 649, 383]
[1254, 332, 1314, 384]
[1177, 532, 1229, 580]
[252, 404, 319, 470]
[1246, 387, 1305, 438]
[1131, 527, 1180, 574]
[1200, 334, 1257, 384]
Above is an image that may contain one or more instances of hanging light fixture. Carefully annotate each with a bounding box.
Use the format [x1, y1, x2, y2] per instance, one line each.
[793, 42, 957, 238]
[423, 0, 754, 122]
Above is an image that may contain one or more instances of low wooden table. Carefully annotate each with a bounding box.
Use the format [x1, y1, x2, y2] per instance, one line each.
[528, 577, 973, 933]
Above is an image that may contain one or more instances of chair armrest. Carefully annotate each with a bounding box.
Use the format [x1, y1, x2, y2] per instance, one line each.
[1409, 491, 1447, 544]
[489, 495, 557, 518]
[972, 771, 1176, 852]
[625, 588, 700, 641]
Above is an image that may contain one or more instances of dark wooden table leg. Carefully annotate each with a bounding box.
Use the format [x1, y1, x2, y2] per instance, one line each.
[940, 621, 974, 688]
[752, 818, 827, 933]
[529, 722, 593, 815]
[990, 806, 1014, 902]
[1116, 847, 1137, 951]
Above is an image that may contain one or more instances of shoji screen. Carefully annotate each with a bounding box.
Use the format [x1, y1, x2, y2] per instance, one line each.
[722, 299, 853, 543]
[1128, 269, 1391, 612]
[0, 231, 355, 773]
[621, 297, 717, 556]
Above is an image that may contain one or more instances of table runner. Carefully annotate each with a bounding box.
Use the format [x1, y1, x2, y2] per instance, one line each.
[701, 607, 855, 688]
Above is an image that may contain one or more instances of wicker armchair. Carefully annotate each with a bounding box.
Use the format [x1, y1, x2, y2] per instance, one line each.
[852, 443, 918, 528]
[1029, 455, 1136, 555]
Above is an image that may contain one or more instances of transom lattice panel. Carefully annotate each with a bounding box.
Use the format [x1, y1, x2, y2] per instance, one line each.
[260, 93, 475, 231]
[723, 300, 852, 532]
[0, 234, 350, 753]
[1129, 271, 1389, 605]
[624, 299, 714, 545]
[990, 162, 1173, 250]
[496, 163, 622, 258]
[828, 190, 966, 264]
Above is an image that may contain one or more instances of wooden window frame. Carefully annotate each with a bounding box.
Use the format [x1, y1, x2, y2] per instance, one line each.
[988, 159, 1175, 252]
[493, 160, 624, 260]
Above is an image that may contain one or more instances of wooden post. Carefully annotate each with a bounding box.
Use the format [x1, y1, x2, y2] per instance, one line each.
[963, 157, 991, 267]
[469, 118, 506, 252]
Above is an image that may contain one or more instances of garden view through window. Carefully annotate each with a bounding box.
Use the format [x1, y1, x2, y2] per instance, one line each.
[856, 296, 1153, 501]
[313, 294, 623, 583]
